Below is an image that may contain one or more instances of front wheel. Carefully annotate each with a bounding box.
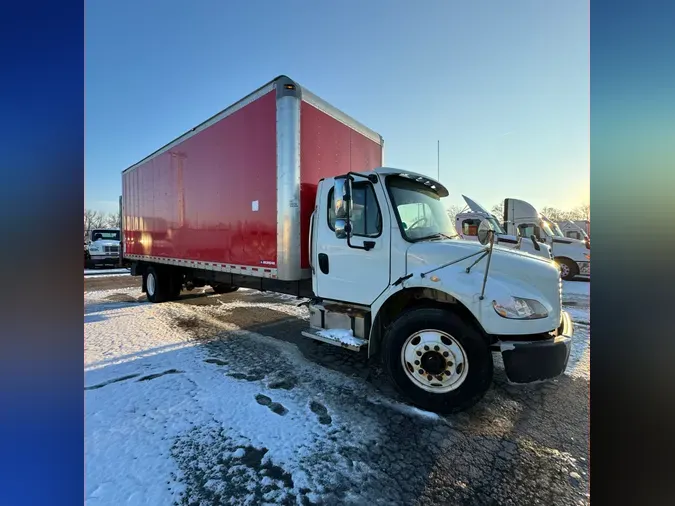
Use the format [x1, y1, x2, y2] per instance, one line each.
[382, 308, 493, 414]
[556, 258, 578, 281]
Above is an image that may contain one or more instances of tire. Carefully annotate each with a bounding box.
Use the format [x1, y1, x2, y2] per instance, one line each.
[212, 284, 239, 295]
[556, 258, 578, 281]
[382, 307, 493, 414]
[145, 266, 169, 303]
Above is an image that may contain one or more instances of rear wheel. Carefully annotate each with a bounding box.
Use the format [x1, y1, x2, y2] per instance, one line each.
[212, 284, 239, 294]
[556, 258, 578, 281]
[145, 266, 169, 303]
[382, 307, 493, 414]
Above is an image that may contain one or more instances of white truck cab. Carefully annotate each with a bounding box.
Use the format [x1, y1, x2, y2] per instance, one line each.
[85, 228, 121, 268]
[502, 199, 590, 280]
[454, 195, 553, 260]
[305, 168, 573, 413]
[558, 220, 590, 241]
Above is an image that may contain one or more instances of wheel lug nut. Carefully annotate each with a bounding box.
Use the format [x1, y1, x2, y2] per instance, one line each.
[416, 351, 422, 356]
[414, 360, 420, 365]
[434, 345, 440, 351]
[443, 352, 449, 357]
[418, 369, 424, 374]
[424, 346, 429, 351]
[445, 369, 451, 375]
[426, 374, 432, 381]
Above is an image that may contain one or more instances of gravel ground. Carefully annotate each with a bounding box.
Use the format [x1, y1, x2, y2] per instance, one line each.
[85, 276, 589, 505]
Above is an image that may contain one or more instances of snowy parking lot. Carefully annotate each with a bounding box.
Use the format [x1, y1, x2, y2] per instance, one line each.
[85, 275, 589, 505]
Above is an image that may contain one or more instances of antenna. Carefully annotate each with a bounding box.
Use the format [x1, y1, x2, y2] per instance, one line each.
[437, 140, 440, 181]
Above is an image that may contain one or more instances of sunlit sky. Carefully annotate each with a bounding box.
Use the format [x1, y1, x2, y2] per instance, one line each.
[86, 0, 589, 215]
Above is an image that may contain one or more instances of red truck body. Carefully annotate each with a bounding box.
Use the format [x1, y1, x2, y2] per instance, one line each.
[122, 76, 383, 281]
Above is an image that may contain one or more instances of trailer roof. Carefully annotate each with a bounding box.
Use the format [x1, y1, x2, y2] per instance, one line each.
[122, 75, 383, 175]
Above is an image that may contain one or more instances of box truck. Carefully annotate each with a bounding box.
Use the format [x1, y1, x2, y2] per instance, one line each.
[121, 76, 573, 413]
[454, 195, 553, 260]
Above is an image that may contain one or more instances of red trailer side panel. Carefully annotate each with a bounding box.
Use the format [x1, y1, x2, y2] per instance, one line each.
[123, 90, 278, 268]
[299, 102, 383, 269]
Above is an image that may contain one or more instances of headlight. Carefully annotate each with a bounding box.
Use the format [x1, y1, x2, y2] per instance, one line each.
[492, 297, 548, 320]
[89, 246, 99, 252]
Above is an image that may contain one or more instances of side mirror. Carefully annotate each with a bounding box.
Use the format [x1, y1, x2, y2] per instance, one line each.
[477, 219, 495, 246]
[530, 234, 541, 251]
[335, 219, 349, 239]
[333, 177, 352, 220]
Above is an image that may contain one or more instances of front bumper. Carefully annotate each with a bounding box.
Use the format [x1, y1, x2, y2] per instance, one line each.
[88, 255, 120, 265]
[497, 311, 573, 384]
[576, 260, 590, 277]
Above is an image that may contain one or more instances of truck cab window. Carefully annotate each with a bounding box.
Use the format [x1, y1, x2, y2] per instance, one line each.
[328, 183, 382, 237]
[517, 223, 541, 239]
[461, 218, 482, 236]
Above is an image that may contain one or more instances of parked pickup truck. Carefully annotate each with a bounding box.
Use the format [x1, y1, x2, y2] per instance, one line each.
[85, 228, 121, 268]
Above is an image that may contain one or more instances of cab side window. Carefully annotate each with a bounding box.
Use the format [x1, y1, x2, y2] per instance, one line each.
[328, 183, 382, 237]
[517, 223, 541, 239]
[461, 218, 482, 236]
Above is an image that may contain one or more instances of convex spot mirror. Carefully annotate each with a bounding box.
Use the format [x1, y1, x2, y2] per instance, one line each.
[477, 219, 495, 246]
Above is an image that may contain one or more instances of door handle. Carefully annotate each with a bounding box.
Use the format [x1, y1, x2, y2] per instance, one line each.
[318, 253, 329, 274]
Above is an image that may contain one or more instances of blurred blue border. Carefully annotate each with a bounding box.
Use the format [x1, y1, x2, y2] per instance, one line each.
[0, 2, 84, 505]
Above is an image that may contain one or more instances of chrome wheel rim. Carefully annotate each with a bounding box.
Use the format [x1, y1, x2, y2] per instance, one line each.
[401, 329, 469, 393]
[147, 272, 156, 296]
[560, 263, 570, 278]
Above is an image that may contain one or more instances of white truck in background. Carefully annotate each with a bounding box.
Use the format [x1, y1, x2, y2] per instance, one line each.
[558, 220, 590, 241]
[84, 228, 121, 268]
[502, 199, 590, 280]
[454, 195, 553, 260]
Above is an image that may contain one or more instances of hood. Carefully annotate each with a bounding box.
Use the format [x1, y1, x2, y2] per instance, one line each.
[90, 239, 120, 247]
[462, 195, 492, 216]
[406, 239, 561, 316]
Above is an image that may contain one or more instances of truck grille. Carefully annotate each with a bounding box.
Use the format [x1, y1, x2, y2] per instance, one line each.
[104, 245, 120, 254]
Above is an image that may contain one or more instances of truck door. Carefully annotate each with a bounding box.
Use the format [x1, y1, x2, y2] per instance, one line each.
[314, 179, 391, 305]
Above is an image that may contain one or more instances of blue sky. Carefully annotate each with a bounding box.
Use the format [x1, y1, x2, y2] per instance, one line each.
[86, 0, 588, 215]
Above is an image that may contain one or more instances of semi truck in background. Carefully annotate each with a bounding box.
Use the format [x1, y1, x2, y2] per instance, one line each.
[120, 75, 572, 414]
[503, 199, 590, 281]
[84, 228, 121, 268]
[454, 195, 553, 260]
[558, 220, 590, 240]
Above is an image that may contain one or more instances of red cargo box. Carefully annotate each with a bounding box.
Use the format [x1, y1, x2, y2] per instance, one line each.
[122, 76, 383, 281]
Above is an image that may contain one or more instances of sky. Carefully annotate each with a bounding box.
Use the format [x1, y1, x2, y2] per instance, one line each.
[85, 0, 589, 215]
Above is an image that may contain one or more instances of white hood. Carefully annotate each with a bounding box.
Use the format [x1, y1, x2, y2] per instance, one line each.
[405, 239, 562, 333]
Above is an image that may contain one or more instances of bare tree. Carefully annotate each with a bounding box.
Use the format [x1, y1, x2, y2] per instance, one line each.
[104, 211, 121, 228]
[84, 210, 106, 238]
[541, 206, 572, 222]
[569, 204, 590, 221]
[446, 204, 465, 225]
[491, 202, 504, 218]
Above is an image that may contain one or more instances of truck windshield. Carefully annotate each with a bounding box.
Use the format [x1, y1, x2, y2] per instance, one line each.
[540, 219, 564, 238]
[486, 216, 506, 235]
[91, 230, 120, 241]
[387, 176, 458, 242]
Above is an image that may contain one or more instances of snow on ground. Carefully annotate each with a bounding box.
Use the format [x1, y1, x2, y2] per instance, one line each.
[85, 279, 590, 505]
[562, 280, 590, 380]
[85, 268, 131, 278]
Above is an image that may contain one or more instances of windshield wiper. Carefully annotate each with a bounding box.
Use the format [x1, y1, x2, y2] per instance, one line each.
[427, 232, 456, 241]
